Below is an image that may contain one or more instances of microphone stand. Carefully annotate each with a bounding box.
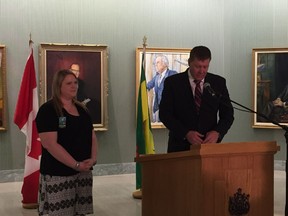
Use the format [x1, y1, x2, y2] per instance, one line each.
[228, 98, 288, 215]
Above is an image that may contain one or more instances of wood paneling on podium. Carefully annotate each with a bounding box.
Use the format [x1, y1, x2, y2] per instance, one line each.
[135, 141, 279, 216]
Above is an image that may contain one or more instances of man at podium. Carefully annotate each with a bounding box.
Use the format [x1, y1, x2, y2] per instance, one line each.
[159, 46, 234, 152]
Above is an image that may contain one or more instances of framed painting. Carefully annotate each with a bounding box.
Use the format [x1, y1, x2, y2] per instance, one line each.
[0, 45, 7, 131]
[136, 47, 190, 129]
[39, 43, 108, 131]
[252, 47, 288, 129]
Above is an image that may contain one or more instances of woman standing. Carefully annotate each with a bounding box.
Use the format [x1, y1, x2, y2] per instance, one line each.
[36, 69, 98, 215]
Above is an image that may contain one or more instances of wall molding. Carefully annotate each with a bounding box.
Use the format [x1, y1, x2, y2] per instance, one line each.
[0, 160, 284, 183]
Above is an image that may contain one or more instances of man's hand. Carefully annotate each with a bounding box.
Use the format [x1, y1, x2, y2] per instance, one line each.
[273, 98, 284, 107]
[203, 131, 219, 144]
[186, 131, 204, 145]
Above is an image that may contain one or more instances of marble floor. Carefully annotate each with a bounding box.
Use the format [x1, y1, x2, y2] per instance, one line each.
[0, 171, 285, 216]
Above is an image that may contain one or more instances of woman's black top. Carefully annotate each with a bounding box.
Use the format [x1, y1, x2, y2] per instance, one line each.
[36, 100, 93, 176]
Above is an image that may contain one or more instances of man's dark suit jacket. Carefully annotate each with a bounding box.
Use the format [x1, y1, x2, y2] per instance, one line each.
[159, 69, 234, 152]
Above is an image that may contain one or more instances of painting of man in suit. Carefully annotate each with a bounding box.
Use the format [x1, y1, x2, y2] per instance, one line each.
[0, 50, 3, 127]
[69, 63, 101, 124]
[0, 47, 6, 130]
[45, 50, 102, 125]
[146, 55, 177, 122]
[139, 49, 190, 127]
[255, 51, 288, 125]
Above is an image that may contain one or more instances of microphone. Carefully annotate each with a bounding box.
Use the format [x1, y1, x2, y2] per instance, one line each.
[203, 82, 216, 97]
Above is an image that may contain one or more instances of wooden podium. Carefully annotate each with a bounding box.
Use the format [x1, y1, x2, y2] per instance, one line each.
[135, 141, 279, 216]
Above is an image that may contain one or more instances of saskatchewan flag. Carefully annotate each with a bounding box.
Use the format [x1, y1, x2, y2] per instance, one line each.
[135, 49, 155, 189]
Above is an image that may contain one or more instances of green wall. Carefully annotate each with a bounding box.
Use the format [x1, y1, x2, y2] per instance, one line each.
[0, 0, 288, 170]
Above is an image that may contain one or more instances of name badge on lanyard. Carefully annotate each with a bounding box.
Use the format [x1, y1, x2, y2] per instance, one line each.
[59, 117, 66, 128]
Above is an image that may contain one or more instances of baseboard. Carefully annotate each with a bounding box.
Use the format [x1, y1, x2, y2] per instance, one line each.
[0, 162, 135, 183]
[0, 160, 285, 183]
[274, 160, 285, 171]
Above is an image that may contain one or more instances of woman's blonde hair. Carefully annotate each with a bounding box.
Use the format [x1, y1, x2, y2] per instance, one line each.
[51, 69, 86, 116]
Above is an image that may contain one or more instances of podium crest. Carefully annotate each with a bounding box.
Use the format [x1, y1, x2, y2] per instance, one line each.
[228, 188, 250, 216]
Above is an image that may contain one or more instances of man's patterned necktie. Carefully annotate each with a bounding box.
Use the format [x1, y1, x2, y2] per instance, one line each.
[194, 80, 202, 112]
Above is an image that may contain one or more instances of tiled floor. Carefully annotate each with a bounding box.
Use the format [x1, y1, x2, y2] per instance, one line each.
[0, 172, 285, 215]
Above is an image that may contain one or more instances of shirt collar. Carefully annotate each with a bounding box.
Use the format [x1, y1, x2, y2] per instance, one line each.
[188, 69, 204, 83]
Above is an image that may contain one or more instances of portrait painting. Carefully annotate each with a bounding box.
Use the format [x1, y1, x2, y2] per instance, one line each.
[39, 43, 108, 131]
[252, 48, 288, 129]
[0, 45, 7, 131]
[136, 47, 190, 129]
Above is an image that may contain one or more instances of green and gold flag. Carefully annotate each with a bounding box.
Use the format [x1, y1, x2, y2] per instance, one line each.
[135, 47, 155, 190]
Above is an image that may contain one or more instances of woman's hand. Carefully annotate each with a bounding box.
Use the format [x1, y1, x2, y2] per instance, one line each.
[76, 159, 95, 171]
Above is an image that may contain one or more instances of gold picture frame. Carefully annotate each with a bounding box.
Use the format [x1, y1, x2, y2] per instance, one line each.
[252, 47, 288, 129]
[39, 43, 108, 131]
[0, 45, 7, 131]
[136, 47, 190, 129]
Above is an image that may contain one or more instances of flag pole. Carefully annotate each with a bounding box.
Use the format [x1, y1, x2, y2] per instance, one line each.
[142, 36, 147, 55]
[132, 36, 150, 199]
[29, 33, 33, 48]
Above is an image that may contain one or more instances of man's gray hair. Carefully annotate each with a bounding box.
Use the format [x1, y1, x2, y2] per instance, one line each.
[156, 54, 169, 67]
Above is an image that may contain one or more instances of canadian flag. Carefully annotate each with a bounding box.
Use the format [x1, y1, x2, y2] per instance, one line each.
[14, 48, 41, 206]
